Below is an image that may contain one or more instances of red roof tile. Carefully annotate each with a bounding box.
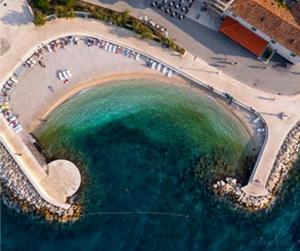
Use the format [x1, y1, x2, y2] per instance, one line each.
[220, 17, 268, 56]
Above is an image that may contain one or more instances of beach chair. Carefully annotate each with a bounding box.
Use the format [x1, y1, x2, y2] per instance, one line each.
[167, 70, 173, 77]
[66, 70, 72, 78]
[156, 63, 162, 71]
[14, 124, 23, 133]
[253, 117, 260, 123]
[62, 71, 69, 80]
[46, 44, 52, 52]
[135, 53, 140, 61]
[30, 58, 37, 65]
[162, 66, 168, 74]
[10, 76, 18, 84]
[58, 72, 64, 80]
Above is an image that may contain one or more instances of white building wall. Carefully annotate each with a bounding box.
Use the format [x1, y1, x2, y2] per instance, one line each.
[225, 11, 300, 64]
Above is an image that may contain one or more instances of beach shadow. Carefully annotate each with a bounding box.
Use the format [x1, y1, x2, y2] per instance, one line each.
[92, 0, 256, 59]
[1, 3, 33, 26]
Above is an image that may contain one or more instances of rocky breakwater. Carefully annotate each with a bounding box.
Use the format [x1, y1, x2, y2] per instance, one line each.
[213, 121, 300, 211]
[213, 177, 272, 211]
[266, 122, 300, 194]
[0, 142, 81, 223]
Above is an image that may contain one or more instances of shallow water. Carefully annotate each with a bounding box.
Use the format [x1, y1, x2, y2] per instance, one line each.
[1, 80, 299, 251]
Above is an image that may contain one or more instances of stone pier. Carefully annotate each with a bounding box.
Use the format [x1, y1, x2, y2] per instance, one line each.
[0, 115, 81, 210]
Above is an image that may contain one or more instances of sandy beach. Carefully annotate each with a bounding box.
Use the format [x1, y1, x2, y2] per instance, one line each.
[8, 37, 262, 152]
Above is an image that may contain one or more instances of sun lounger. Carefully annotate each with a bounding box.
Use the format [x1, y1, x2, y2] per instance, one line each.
[167, 70, 173, 77]
[62, 71, 69, 79]
[30, 58, 37, 64]
[66, 70, 72, 78]
[58, 72, 64, 80]
[110, 44, 114, 52]
[135, 53, 140, 60]
[14, 124, 23, 133]
[45, 44, 52, 52]
[4, 84, 12, 90]
[74, 37, 79, 44]
[156, 63, 162, 71]
[151, 62, 157, 69]
[253, 117, 260, 123]
[162, 66, 168, 74]
[10, 76, 18, 84]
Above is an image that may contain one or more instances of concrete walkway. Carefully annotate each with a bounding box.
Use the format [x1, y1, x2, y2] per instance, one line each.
[81, 0, 300, 95]
[0, 115, 70, 209]
[1, 17, 300, 198]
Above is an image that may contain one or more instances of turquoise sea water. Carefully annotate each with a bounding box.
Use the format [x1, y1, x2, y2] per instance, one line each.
[1, 80, 299, 251]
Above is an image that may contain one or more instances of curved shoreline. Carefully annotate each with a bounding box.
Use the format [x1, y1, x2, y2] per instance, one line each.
[1, 35, 263, 221]
[29, 72, 255, 142]
[1, 32, 299, 220]
[29, 72, 189, 132]
[213, 121, 300, 211]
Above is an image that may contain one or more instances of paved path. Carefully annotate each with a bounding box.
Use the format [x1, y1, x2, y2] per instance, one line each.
[0, 115, 73, 209]
[82, 0, 300, 95]
[1, 15, 300, 197]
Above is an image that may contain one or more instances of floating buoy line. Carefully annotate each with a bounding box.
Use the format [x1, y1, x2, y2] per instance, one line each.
[82, 211, 190, 219]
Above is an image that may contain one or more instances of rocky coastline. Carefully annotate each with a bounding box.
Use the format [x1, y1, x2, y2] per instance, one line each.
[0, 142, 81, 223]
[213, 121, 300, 211]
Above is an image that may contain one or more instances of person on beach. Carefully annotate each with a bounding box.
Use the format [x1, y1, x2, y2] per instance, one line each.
[48, 85, 54, 93]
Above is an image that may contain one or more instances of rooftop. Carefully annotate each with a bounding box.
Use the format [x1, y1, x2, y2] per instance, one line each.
[230, 0, 300, 56]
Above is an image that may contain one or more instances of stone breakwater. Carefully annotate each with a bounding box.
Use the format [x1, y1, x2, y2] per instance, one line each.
[0, 142, 81, 222]
[213, 121, 300, 211]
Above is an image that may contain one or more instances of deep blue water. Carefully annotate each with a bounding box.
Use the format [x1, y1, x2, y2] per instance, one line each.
[1, 80, 299, 251]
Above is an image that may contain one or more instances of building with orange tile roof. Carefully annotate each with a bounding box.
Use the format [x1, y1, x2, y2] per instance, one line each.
[210, 0, 300, 64]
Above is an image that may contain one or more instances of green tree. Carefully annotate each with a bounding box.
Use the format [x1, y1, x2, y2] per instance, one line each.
[57, 0, 74, 7]
[35, 0, 49, 12]
[33, 11, 47, 26]
[117, 10, 129, 26]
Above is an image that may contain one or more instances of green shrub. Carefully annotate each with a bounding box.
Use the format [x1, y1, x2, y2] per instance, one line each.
[132, 19, 153, 39]
[55, 5, 75, 18]
[33, 11, 47, 26]
[91, 8, 109, 21]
